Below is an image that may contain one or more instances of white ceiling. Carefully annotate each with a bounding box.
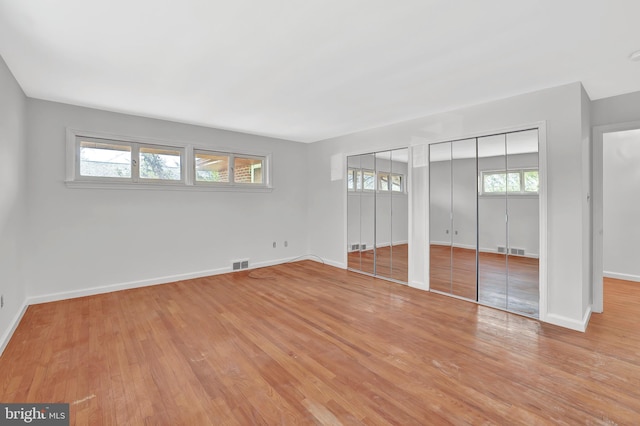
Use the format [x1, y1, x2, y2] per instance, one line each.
[1, 0, 639, 143]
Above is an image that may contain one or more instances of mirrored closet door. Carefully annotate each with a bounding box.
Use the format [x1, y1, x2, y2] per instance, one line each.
[429, 129, 540, 317]
[347, 148, 409, 284]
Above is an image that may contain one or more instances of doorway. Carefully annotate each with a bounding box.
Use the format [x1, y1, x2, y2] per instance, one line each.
[593, 125, 640, 312]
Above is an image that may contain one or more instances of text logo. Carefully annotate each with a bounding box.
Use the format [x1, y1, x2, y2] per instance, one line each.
[0, 404, 69, 425]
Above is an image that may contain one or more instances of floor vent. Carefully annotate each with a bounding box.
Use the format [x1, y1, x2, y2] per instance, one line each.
[232, 259, 250, 271]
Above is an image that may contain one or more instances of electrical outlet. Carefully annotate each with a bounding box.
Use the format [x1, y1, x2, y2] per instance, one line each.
[1, 295, 4, 309]
[273, 241, 276, 248]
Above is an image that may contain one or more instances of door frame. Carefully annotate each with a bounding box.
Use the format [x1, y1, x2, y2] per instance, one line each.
[592, 120, 640, 313]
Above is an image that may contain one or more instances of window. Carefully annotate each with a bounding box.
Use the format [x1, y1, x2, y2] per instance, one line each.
[348, 167, 405, 193]
[75, 136, 184, 183]
[481, 169, 539, 194]
[362, 170, 375, 191]
[67, 130, 271, 190]
[378, 172, 404, 192]
[195, 152, 230, 183]
[347, 168, 356, 190]
[234, 156, 263, 184]
[79, 139, 131, 178]
[139, 146, 182, 181]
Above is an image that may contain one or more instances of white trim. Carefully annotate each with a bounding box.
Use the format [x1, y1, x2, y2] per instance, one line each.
[65, 181, 274, 192]
[409, 281, 429, 291]
[295, 255, 345, 269]
[0, 301, 29, 357]
[537, 122, 549, 322]
[592, 120, 640, 314]
[603, 271, 640, 283]
[545, 306, 592, 332]
[27, 256, 305, 306]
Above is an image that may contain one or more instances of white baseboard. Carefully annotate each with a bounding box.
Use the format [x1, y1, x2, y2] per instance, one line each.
[603, 271, 640, 283]
[27, 256, 308, 306]
[545, 306, 592, 332]
[0, 300, 28, 357]
[409, 281, 429, 292]
[375, 240, 409, 248]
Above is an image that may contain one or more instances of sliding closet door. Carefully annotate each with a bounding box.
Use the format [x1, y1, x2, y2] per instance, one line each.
[505, 130, 540, 317]
[477, 134, 508, 310]
[390, 148, 409, 282]
[360, 153, 376, 275]
[451, 139, 477, 300]
[347, 149, 410, 283]
[375, 151, 392, 279]
[347, 155, 363, 271]
[429, 142, 453, 293]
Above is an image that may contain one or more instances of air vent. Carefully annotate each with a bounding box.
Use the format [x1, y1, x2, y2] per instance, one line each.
[232, 259, 250, 271]
[510, 248, 525, 256]
[361, 244, 367, 250]
[497, 246, 506, 254]
[351, 244, 360, 251]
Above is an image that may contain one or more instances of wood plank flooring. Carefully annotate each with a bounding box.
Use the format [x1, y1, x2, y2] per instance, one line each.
[1, 261, 639, 424]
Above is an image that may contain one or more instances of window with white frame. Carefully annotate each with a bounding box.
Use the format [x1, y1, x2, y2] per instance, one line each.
[377, 172, 404, 192]
[68, 131, 270, 190]
[77, 137, 184, 183]
[348, 168, 404, 193]
[481, 169, 539, 194]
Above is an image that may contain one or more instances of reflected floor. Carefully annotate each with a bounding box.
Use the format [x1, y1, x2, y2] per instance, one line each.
[430, 245, 539, 317]
[348, 244, 408, 283]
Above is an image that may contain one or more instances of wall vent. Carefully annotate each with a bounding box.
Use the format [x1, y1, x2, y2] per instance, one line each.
[351, 244, 360, 251]
[510, 248, 525, 256]
[361, 244, 367, 250]
[497, 246, 507, 254]
[232, 259, 250, 271]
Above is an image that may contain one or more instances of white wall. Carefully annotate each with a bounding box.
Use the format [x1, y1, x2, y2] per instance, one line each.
[603, 129, 640, 282]
[308, 82, 591, 330]
[25, 99, 309, 301]
[0, 55, 27, 352]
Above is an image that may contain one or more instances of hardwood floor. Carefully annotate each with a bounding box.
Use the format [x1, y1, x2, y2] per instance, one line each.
[430, 245, 539, 317]
[1, 262, 639, 424]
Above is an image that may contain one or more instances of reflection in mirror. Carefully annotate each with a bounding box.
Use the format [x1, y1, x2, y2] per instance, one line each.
[451, 139, 477, 300]
[347, 148, 409, 284]
[390, 148, 409, 282]
[375, 151, 392, 280]
[429, 142, 453, 293]
[505, 129, 539, 317]
[477, 134, 508, 310]
[359, 153, 376, 275]
[347, 154, 362, 272]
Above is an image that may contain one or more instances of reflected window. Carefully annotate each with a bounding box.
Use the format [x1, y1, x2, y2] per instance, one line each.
[482, 169, 538, 194]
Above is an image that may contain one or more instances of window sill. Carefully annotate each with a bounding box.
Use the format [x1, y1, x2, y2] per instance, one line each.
[65, 181, 274, 193]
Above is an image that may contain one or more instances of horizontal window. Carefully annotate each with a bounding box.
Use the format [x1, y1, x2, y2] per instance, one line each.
[481, 169, 539, 194]
[75, 136, 184, 184]
[348, 168, 405, 193]
[67, 130, 270, 190]
[378, 172, 404, 192]
[194, 151, 265, 186]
